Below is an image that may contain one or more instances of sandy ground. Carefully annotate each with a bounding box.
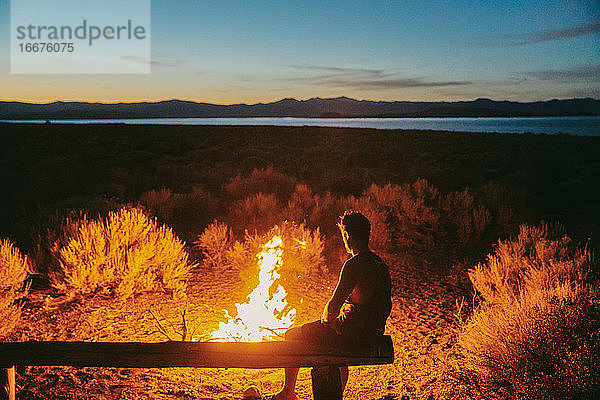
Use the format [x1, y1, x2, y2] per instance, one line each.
[10, 253, 472, 400]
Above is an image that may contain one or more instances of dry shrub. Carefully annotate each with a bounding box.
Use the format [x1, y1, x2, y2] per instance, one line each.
[217, 178, 500, 270]
[351, 181, 497, 263]
[139, 188, 173, 218]
[277, 221, 326, 282]
[346, 192, 391, 254]
[305, 191, 348, 268]
[224, 166, 296, 202]
[440, 188, 492, 245]
[55, 207, 196, 300]
[30, 195, 126, 280]
[363, 179, 440, 250]
[360, 182, 406, 207]
[0, 239, 30, 339]
[285, 180, 497, 266]
[307, 191, 346, 233]
[30, 211, 87, 279]
[479, 181, 528, 231]
[391, 178, 440, 248]
[226, 239, 258, 282]
[285, 184, 316, 224]
[194, 220, 232, 268]
[286, 184, 346, 237]
[224, 222, 326, 295]
[227, 192, 284, 237]
[139, 186, 217, 241]
[469, 225, 586, 301]
[459, 225, 600, 399]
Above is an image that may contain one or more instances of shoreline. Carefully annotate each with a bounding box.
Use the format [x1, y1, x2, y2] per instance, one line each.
[2, 115, 599, 136]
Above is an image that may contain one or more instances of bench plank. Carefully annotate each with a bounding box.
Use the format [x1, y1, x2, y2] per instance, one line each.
[0, 336, 394, 369]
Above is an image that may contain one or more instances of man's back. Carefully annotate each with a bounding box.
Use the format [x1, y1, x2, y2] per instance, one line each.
[345, 251, 391, 308]
[337, 251, 392, 339]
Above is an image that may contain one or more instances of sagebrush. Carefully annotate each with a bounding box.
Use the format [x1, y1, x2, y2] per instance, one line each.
[139, 186, 217, 242]
[55, 207, 196, 299]
[459, 225, 600, 399]
[224, 166, 296, 202]
[194, 220, 232, 268]
[0, 239, 30, 339]
[196, 221, 327, 299]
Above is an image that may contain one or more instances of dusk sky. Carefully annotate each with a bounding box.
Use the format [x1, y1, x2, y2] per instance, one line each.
[0, 0, 599, 104]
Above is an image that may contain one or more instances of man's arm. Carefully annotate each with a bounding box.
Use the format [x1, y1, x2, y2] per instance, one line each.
[321, 259, 358, 329]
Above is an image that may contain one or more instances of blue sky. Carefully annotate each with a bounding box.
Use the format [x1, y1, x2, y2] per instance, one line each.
[0, 0, 599, 103]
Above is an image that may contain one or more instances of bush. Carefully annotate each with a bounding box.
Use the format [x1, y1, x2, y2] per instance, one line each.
[348, 180, 499, 264]
[139, 186, 218, 242]
[440, 188, 491, 245]
[459, 225, 600, 399]
[54, 207, 196, 300]
[224, 166, 296, 202]
[277, 221, 326, 282]
[194, 220, 232, 268]
[284, 180, 498, 267]
[227, 193, 285, 237]
[479, 181, 530, 232]
[0, 239, 30, 339]
[29, 211, 91, 283]
[285, 184, 316, 224]
[139, 188, 173, 219]
[224, 222, 326, 296]
[350, 180, 441, 253]
[385, 179, 441, 250]
[346, 191, 391, 254]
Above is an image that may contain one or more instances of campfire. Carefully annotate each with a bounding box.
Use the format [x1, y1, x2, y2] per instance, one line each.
[210, 235, 296, 342]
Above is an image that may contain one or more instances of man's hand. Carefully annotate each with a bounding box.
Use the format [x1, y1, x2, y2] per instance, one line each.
[320, 305, 328, 324]
[321, 257, 358, 336]
[321, 305, 342, 335]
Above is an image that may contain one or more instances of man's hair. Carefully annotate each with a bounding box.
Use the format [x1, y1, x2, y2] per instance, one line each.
[338, 210, 370, 244]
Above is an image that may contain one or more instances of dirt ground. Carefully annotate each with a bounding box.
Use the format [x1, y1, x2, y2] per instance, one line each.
[10, 253, 473, 400]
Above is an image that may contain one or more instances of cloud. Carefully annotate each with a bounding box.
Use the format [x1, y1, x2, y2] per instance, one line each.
[288, 64, 385, 76]
[474, 21, 600, 46]
[281, 64, 471, 90]
[318, 77, 472, 89]
[525, 64, 600, 82]
[120, 55, 178, 67]
[236, 64, 472, 91]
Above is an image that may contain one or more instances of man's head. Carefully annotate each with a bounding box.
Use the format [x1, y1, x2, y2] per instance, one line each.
[338, 210, 370, 254]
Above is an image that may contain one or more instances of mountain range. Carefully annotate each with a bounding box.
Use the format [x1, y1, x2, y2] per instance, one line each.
[1, 97, 599, 119]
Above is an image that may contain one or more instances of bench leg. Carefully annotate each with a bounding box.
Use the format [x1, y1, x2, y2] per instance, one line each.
[1, 367, 15, 400]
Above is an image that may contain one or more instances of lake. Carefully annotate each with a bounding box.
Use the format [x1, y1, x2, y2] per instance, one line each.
[2, 116, 599, 136]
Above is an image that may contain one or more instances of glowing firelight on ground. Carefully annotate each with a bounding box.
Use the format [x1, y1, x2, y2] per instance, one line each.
[210, 235, 296, 342]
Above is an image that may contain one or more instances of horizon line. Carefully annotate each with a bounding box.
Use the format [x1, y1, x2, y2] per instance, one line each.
[1, 95, 599, 106]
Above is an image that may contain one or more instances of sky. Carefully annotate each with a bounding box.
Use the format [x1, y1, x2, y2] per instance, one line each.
[0, 0, 599, 104]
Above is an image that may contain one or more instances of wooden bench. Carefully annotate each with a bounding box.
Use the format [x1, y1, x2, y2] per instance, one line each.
[1, 336, 394, 399]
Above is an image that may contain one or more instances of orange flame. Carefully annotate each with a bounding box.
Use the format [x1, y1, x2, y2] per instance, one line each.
[210, 235, 296, 341]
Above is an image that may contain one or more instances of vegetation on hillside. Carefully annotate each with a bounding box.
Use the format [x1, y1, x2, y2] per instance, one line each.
[2, 124, 599, 252]
[0, 123, 599, 399]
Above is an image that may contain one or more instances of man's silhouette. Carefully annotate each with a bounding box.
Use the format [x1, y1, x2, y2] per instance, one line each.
[272, 210, 392, 400]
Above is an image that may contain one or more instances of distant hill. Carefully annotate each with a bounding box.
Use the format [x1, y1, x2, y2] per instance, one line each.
[0, 97, 598, 119]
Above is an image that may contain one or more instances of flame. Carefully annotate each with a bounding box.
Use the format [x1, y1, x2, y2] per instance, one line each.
[210, 235, 296, 342]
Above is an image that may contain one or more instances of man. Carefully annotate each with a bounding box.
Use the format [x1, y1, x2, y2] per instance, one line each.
[271, 210, 392, 400]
